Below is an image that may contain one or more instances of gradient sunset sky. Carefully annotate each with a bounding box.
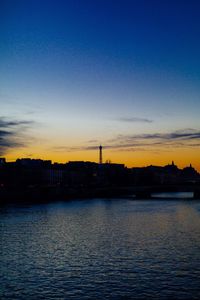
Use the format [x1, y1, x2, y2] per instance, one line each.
[1, 0, 200, 170]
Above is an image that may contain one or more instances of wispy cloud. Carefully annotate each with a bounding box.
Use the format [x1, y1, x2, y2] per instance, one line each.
[0, 119, 32, 128]
[117, 117, 153, 123]
[87, 139, 99, 144]
[54, 129, 200, 153]
[129, 129, 200, 141]
[108, 129, 200, 149]
[0, 117, 34, 155]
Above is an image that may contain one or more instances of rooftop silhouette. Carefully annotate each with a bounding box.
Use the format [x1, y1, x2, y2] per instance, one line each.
[0, 155, 200, 203]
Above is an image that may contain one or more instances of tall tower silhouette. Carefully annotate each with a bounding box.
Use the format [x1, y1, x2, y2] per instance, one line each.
[99, 145, 103, 164]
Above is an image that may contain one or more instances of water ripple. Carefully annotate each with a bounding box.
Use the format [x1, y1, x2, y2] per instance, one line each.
[1, 199, 200, 299]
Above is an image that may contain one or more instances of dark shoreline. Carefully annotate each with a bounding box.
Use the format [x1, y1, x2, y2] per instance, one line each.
[1, 185, 200, 205]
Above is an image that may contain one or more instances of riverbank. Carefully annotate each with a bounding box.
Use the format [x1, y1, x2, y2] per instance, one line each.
[1, 185, 200, 204]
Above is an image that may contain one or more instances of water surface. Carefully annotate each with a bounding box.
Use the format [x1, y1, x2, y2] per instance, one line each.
[1, 198, 200, 299]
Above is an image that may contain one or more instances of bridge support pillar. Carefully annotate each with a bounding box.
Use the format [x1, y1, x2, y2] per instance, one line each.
[193, 188, 200, 199]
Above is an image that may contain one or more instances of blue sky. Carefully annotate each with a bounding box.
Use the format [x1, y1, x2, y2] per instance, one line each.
[1, 0, 200, 167]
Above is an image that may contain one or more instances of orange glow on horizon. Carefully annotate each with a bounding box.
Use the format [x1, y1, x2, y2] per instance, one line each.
[4, 146, 200, 172]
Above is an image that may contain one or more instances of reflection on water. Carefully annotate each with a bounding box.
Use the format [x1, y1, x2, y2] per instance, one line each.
[152, 192, 194, 198]
[1, 198, 200, 299]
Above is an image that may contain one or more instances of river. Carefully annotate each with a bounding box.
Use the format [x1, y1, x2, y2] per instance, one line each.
[1, 197, 200, 299]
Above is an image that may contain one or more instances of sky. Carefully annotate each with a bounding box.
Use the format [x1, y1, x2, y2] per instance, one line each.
[1, 0, 200, 170]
